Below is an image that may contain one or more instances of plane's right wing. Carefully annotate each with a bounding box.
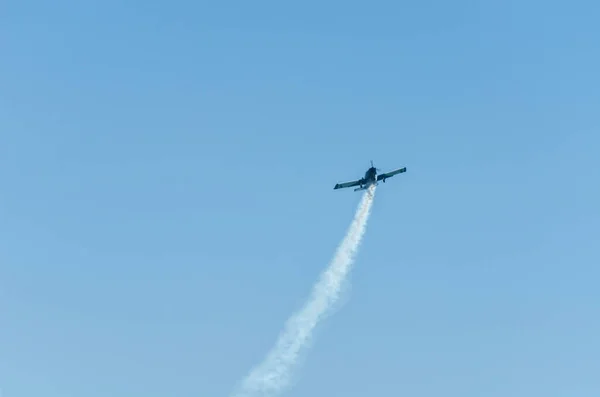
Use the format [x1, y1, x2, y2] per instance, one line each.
[376, 167, 407, 181]
[334, 179, 363, 189]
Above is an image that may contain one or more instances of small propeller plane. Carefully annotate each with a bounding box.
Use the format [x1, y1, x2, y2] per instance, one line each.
[333, 161, 407, 191]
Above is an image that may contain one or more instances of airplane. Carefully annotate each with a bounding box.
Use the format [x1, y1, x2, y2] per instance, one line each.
[333, 161, 407, 191]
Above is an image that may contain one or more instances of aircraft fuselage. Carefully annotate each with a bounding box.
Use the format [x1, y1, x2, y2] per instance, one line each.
[364, 166, 377, 183]
[355, 166, 378, 191]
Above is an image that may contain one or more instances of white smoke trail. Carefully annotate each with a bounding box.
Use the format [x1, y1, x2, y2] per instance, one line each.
[231, 186, 377, 397]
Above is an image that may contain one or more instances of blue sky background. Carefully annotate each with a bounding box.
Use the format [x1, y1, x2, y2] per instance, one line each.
[2, 0, 599, 396]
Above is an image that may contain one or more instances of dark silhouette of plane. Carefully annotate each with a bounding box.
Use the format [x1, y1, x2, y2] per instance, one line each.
[334, 161, 406, 191]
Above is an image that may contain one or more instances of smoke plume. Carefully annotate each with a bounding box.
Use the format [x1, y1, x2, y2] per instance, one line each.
[231, 186, 377, 397]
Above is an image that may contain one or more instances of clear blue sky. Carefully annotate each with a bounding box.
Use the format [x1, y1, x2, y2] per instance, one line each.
[2, 0, 599, 396]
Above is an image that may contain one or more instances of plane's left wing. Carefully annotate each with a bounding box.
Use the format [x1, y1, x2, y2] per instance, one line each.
[377, 167, 407, 181]
[334, 179, 362, 189]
